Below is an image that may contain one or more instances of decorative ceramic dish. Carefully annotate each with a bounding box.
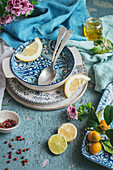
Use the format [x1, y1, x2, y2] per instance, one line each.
[6, 64, 88, 110]
[9, 39, 75, 91]
[81, 83, 113, 169]
[7, 62, 87, 104]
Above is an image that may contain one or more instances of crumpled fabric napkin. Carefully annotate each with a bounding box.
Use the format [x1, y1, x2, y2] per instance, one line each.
[67, 15, 113, 92]
[0, 39, 14, 110]
[0, 0, 89, 49]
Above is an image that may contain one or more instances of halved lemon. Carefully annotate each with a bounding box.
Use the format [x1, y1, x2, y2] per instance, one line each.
[64, 74, 91, 98]
[15, 37, 42, 62]
[48, 134, 67, 155]
[58, 123, 77, 142]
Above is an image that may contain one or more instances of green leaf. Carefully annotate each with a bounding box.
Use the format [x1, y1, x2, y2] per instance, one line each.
[94, 36, 105, 46]
[73, 104, 76, 108]
[96, 109, 103, 122]
[88, 108, 100, 124]
[104, 105, 113, 125]
[86, 102, 91, 111]
[105, 129, 113, 147]
[90, 45, 103, 54]
[106, 39, 113, 49]
[94, 126, 104, 134]
[79, 105, 86, 111]
[87, 119, 99, 127]
[102, 140, 113, 154]
[32, 0, 38, 5]
[87, 108, 100, 127]
[78, 115, 85, 121]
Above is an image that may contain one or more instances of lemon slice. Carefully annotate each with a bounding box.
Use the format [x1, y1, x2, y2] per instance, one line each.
[58, 123, 77, 142]
[15, 37, 42, 62]
[64, 74, 91, 98]
[48, 134, 67, 155]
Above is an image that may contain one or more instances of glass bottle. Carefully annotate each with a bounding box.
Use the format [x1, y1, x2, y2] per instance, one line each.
[84, 17, 103, 41]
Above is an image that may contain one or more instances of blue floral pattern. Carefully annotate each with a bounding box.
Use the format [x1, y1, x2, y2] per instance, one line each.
[81, 83, 113, 169]
[10, 39, 75, 86]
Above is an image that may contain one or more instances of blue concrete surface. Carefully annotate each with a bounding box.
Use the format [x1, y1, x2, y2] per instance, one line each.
[1, 0, 113, 169]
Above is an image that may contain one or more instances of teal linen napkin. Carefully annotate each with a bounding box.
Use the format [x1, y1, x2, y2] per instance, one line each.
[67, 15, 113, 92]
[0, 0, 89, 49]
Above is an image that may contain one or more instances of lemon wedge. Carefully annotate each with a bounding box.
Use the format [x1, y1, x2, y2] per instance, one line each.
[64, 74, 91, 98]
[48, 134, 67, 155]
[58, 123, 77, 142]
[15, 37, 42, 62]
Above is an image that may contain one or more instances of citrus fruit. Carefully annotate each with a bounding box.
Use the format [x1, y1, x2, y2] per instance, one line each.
[58, 123, 77, 142]
[64, 74, 91, 98]
[99, 120, 110, 132]
[87, 131, 101, 142]
[15, 37, 42, 62]
[48, 134, 67, 155]
[89, 142, 102, 154]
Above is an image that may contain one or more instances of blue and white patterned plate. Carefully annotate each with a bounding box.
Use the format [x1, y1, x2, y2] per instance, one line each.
[10, 39, 75, 91]
[7, 62, 87, 104]
[81, 83, 113, 169]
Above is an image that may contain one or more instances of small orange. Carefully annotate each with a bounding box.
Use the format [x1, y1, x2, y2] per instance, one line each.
[87, 131, 101, 142]
[89, 142, 102, 154]
[99, 120, 110, 132]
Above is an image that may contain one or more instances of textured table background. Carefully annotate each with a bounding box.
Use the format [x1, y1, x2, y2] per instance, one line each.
[1, 0, 113, 170]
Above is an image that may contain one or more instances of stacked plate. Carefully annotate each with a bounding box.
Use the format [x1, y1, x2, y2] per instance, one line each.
[3, 38, 88, 110]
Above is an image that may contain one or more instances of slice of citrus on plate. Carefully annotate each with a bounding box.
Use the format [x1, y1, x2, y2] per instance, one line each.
[15, 37, 42, 62]
[48, 134, 67, 155]
[58, 123, 77, 142]
[64, 74, 91, 98]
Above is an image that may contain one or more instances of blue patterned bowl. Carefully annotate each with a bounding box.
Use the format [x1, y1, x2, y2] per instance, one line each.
[10, 39, 75, 91]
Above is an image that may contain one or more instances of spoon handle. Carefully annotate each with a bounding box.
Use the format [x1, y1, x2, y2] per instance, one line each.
[52, 29, 73, 68]
[51, 27, 67, 63]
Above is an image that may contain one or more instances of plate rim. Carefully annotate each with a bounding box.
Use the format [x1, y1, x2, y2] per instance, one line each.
[6, 80, 88, 110]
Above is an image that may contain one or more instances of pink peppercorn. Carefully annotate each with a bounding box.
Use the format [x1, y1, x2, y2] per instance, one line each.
[25, 159, 28, 162]
[23, 149, 26, 152]
[5, 141, 8, 144]
[7, 160, 11, 163]
[9, 155, 12, 159]
[5, 168, 9, 170]
[27, 148, 30, 151]
[14, 158, 17, 161]
[3, 155, 6, 157]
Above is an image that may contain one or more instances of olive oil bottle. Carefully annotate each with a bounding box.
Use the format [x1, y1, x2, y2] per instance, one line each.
[84, 18, 103, 41]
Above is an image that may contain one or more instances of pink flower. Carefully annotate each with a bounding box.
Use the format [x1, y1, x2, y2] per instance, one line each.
[11, 7, 21, 16]
[0, 15, 13, 26]
[6, 0, 13, 12]
[6, 0, 34, 17]
[67, 105, 78, 120]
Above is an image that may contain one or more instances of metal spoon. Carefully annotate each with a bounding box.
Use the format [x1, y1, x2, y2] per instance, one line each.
[38, 28, 73, 85]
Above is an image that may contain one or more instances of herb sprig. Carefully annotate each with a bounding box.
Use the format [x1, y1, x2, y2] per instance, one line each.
[74, 102, 92, 121]
[90, 36, 113, 54]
